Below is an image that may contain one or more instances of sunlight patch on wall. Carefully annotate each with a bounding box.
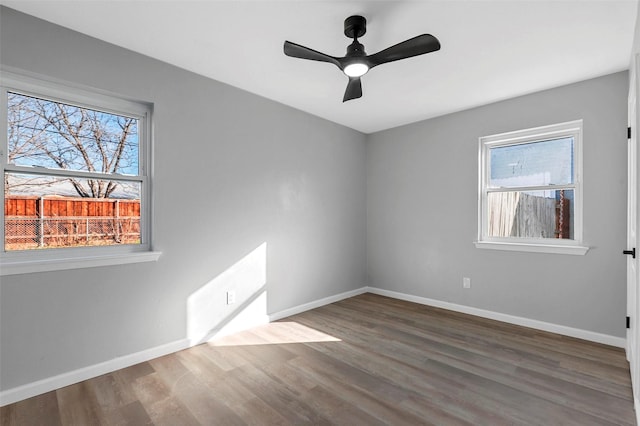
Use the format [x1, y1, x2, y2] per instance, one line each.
[187, 242, 268, 345]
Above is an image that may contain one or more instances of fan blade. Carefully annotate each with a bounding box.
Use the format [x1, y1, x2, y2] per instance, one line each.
[343, 77, 362, 102]
[284, 41, 341, 68]
[367, 34, 440, 67]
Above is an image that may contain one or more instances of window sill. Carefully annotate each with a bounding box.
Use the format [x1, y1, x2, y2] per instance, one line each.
[474, 241, 589, 255]
[0, 250, 162, 276]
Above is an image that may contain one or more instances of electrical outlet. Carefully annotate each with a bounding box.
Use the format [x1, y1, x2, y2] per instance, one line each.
[463, 277, 471, 289]
[226, 290, 236, 305]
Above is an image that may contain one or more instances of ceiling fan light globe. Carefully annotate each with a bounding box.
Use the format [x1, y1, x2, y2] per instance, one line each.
[344, 63, 369, 77]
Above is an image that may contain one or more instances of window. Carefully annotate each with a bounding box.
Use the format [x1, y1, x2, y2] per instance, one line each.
[476, 120, 588, 255]
[1, 72, 160, 275]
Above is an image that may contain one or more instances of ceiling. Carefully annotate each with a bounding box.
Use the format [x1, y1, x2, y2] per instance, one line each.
[2, 1, 638, 134]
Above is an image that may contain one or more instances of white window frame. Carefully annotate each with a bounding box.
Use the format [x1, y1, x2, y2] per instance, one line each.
[475, 120, 589, 255]
[0, 71, 160, 275]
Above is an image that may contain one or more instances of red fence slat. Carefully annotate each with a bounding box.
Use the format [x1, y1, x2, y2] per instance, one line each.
[4, 196, 141, 250]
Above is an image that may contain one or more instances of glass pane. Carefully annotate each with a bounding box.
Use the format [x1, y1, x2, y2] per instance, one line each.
[7, 92, 139, 175]
[4, 172, 141, 251]
[489, 137, 574, 188]
[487, 190, 573, 239]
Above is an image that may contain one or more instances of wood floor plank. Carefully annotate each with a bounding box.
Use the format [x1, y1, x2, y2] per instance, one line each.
[303, 385, 390, 426]
[232, 396, 290, 426]
[130, 372, 200, 426]
[286, 353, 433, 425]
[56, 382, 104, 426]
[231, 362, 333, 425]
[89, 373, 136, 411]
[177, 349, 256, 409]
[1, 293, 635, 425]
[0, 390, 62, 426]
[115, 401, 154, 425]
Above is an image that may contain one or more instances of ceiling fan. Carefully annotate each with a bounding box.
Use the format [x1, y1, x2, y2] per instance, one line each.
[283, 15, 441, 102]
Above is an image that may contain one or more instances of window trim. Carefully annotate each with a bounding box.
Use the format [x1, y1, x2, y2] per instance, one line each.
[0, 70, 160, 275]
[475, 120, 589, 255]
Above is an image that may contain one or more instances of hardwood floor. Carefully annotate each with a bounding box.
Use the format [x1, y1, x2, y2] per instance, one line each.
[1, 293, 635, 425]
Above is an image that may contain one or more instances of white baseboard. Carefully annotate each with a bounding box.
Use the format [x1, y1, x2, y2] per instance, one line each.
[366, 287, 626, 348]
[1, 285, 626, 407]
[0, 338, 191, 407]
[268, 287, 369, 322]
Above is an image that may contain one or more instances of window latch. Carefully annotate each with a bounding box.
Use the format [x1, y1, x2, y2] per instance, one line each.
[623, 248, 636, 259]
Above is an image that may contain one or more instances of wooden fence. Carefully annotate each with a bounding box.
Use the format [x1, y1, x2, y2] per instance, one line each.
[4, 195, 141, 250]
[488, 191, 571, 239]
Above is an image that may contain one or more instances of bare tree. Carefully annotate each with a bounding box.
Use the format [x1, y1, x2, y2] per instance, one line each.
[6, 92, 138, 198]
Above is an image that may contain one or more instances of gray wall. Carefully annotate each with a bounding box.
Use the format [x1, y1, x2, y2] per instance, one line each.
[0, 7, 367, 391]
[367, 71, 628, 337]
